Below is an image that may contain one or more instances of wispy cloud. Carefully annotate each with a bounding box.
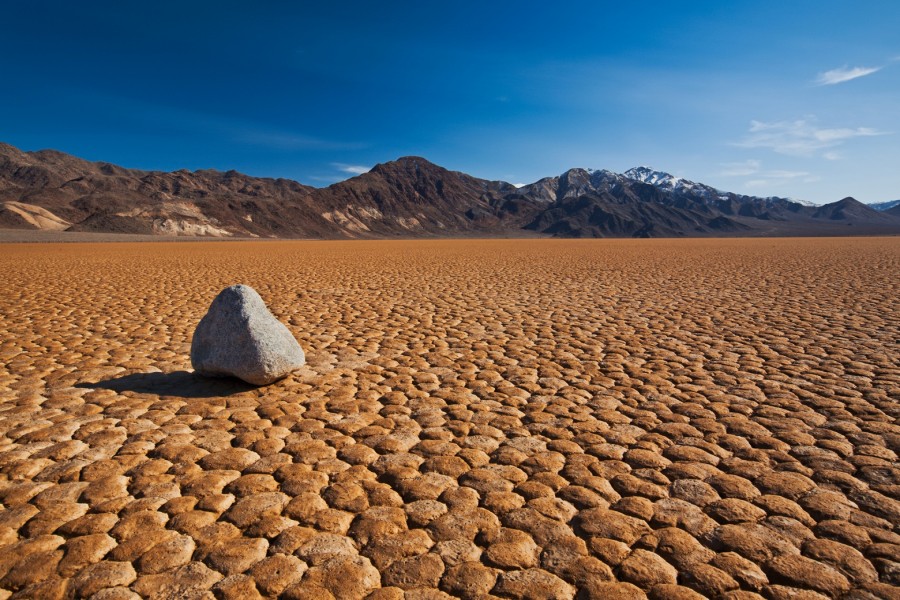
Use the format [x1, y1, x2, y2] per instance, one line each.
[743, 180, 771, 189]
[720, 159, 761, 176]
[724, 161, 813, 189]
[816, 65, 881, 85]
[766, 170, 811, 179]
[332, 163, 371, 175]
[239, 131, 348, 150]
[735, 118, 887, 157]
[823, 151, 842, 161]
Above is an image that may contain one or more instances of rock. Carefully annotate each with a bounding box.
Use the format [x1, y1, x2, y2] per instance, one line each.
[365, 589, 405, 600]
[405, 500, 449, 528]
[382, 553, 445, 589]
[71, 561, 137, 598]
[708, 498, 767, 523]
[484, 528, 540, 569]
[294, 533, 358, 565]
[127, 560, 224, 599]
[249, 554, 308, 596]
[135, 534, 196, 574]
[0, 548, 63, 591]
[223, 491, 289, 527]
[801, 538, 878, 584]
[650, 527, 715, 569]
[611, 496, 655, 521]
[0, 535, 64, 581]
[579, 582, 648, 600]
[211, 574, 265, 600]
[348, 507, 409, 547]
[576, 507, 652, 544]
[679, 562, 740, 597]
[204, 535, 268, 575]
[766, 554, 851, 597]
[4, 577, 70, 600]
[302, 555, 381, 599]
[753, 495, 815, 527]
[434, 540, 482, 566]
[872, 557, 900, 585]
[651, 498, 717, 537]
[799, 489, 856, 522]
[706, 523, 799, 563]
[440, 561, 499, 599]
[589, 537, 632, 566]
[710, 552, 769, 591]
[619, 549, 679, 588]
[762, 584, 832, 600]
[492, 568, 576, 600]
[362, 529, 435, 570]
[90, 587, 142, 600]
[670, 479, 720, 507]
[58, 533, 117, 577]
[755, 472, 816, 500]
[648, 584, 706, 600]
[190, 284, 305, 385]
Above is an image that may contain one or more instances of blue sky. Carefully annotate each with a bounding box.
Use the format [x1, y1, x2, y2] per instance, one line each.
[2, 1, 898, 203]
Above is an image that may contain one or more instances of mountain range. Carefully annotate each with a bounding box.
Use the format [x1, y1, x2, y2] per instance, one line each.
[2, 142, 899, 239]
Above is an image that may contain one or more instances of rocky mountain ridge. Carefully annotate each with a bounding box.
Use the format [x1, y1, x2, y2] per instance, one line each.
[2, 142, 899, 238]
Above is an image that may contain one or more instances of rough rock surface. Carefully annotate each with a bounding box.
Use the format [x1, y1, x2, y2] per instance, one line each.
[190, 284, 306, 385]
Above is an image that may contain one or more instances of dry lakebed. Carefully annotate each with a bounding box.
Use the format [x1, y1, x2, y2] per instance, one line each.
[0, 237, 898, 599]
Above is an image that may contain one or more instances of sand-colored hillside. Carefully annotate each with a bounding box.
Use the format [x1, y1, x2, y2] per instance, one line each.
[0, 202, 71, 231]
[0, 238, 898, 599]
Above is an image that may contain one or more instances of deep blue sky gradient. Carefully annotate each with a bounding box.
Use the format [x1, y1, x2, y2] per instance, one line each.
[2, 1, 898, 202]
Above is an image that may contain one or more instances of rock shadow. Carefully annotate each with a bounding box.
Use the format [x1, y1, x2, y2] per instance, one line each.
[76, 370, 257, 398]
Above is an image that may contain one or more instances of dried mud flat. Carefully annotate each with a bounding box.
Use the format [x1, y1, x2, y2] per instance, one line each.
[1, 238, 898, 600]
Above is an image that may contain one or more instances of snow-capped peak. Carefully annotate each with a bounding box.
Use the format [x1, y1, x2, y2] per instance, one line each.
[623, 166, 685, 189]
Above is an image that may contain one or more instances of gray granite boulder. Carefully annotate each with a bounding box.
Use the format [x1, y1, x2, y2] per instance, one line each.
[191, 284, 305, 385]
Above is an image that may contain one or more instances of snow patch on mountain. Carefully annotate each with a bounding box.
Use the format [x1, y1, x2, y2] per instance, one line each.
[868, 199, 900, 211]
[622, 166, 810, 208]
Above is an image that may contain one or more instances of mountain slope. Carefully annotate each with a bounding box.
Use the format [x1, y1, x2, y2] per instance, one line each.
[869, 199, 900, 211]
[308, 157, 524, 236]
[2, 142, 899, 239]
[0, 142, 332, 237]
[812, 197, 896, 221]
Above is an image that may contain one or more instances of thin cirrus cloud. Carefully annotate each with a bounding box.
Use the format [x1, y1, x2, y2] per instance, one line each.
[734, 119, 886, 157]
[719, 159, 761, 177]
[332, 163, 371, 175]
[239, 131, 353, 150]
[744, 173, 820, 189]
[720, 161, 815, 188]
[815, 65, 881, 85]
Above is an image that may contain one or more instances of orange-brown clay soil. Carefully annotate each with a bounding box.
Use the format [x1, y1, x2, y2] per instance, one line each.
[1, 238, 899, 600]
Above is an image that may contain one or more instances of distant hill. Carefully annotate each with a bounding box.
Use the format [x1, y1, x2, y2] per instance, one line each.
[869, 199, 900, 211]
[2, 142, 900, 238]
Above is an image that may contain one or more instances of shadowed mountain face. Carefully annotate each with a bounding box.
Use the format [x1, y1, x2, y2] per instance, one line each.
[2, 142, 899, 238]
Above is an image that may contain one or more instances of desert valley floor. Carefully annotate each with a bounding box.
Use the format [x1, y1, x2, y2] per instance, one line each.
[0, 237, 898, 600]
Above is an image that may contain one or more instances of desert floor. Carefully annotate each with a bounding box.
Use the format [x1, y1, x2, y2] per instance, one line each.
[0, 238, 898, 600]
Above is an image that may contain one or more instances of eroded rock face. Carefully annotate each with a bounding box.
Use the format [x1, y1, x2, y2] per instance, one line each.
[191, 285, 305, 385]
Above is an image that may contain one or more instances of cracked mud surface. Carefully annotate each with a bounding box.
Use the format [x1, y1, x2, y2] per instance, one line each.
[1, 238, 898, 599]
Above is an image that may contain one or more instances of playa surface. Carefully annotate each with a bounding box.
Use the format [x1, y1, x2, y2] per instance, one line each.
[1, 238, 898, 599]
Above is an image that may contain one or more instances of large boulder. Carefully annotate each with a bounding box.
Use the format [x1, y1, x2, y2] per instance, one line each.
[191, 284, 305, 385]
